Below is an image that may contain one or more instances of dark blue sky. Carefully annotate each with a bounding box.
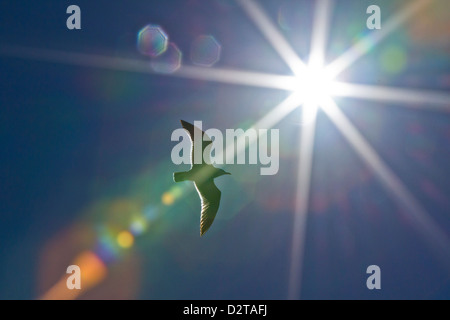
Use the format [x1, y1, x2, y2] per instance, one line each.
[0, 0, 449, 299]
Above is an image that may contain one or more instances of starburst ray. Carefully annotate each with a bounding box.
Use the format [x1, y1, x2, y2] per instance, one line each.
[0, 45, 297, 91]
[287, 0, 333, 300]
[326, 0, 432, 79]
[309, 0, 333, 67]
[288, 103, 318, 300]
[330, 82, 450, 111]
[321, 97, 450, 265]
[219, 93, 303, 164]
[236, 0, 307, 75]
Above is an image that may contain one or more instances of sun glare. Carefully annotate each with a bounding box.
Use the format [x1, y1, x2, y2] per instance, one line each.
[292, 64, 336, 107]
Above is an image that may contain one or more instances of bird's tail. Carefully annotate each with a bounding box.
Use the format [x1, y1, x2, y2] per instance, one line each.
[173, 171, 190, 182]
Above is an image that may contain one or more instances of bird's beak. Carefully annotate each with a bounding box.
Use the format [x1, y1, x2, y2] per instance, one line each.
[225, 172, 231, 175]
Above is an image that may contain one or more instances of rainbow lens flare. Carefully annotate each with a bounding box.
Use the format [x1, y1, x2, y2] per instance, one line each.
[190, 35, 222, 67]
[151, 42, 182, 73]
[137, 25, 169, 57]
[117, 231, 135, 249]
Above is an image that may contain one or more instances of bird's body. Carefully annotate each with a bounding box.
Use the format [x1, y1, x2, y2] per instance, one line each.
[173, 120, 231, 236]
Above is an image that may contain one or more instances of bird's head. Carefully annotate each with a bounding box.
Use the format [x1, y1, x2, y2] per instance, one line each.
[214, 168, 231, 178]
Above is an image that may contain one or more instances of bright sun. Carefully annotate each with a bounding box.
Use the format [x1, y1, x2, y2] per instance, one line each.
[293, 64, 335, 107]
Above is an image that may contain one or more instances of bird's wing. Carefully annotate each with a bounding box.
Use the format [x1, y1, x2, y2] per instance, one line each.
[180, 120, 213, 166]
[194, 180, 221, 236]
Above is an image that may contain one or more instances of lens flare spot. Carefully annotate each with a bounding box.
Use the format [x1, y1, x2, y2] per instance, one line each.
[95, 227, 120, 263]
[137, 24, 169, 57]
[151, 42, 182, 73]
[130, 217, 148, 236]
[380, 45, 407, 74]
[161, 185, 183, 206]
[117, 231, 134, 249]
[190, 35, 221, 67]
[162, 192, 175, 206]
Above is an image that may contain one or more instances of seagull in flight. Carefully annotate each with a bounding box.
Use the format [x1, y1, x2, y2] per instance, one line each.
[173, 120, 231, 236]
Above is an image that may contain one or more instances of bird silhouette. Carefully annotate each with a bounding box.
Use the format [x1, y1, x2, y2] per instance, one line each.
[173, 120, 231, 236]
